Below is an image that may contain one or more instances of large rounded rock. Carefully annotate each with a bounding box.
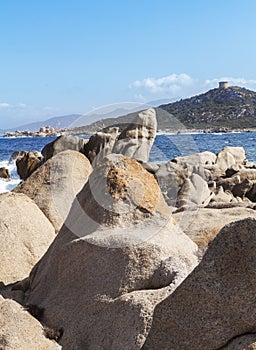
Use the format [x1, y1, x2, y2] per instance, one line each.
[0, 167, 10, 180]
[83, 127, 118, 166]
[42, 134, 88, 161]
[59, 153, 171, 235]
[16, 151, 42, 180]
[0, 296, 61, 350]
[143, 218, 256, 350]
[0, 192, 55, 285]
[219, 146, 246, 164]
[25, 154, 198, 350]
[113, 108, 157, 163]
[14, 150, 92, 232]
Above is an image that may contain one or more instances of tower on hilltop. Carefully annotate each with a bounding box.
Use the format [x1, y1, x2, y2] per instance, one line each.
[219, 81, 229, 89]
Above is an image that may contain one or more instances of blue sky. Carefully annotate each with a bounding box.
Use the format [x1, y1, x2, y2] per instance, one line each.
[1, 0, 256, 128]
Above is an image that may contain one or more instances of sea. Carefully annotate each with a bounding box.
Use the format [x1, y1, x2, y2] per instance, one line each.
[0, 132, 256, 193]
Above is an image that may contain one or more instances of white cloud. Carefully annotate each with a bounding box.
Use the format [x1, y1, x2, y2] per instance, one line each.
[0, 102, 28, 109]
[0, 102, 11, 108]
[129, 74, 256, 104]
[134, 93, 146, 102]
[129, 73, 193, 95]
[205, 77, 256, 89]
[43, 106, 59, 111]
[18, 103, 27, 108]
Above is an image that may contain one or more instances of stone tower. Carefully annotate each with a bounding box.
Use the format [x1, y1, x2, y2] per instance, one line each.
[219, 81, 229, 89]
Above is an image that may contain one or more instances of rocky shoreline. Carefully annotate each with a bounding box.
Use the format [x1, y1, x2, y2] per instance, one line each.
[3, 125, 68, 138]
[3, 124, 256, 139]
[1, 108, 256, 349]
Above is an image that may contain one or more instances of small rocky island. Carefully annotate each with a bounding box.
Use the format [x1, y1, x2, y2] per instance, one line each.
[3, 125, 67, 138]
[1, 108, 256, 349]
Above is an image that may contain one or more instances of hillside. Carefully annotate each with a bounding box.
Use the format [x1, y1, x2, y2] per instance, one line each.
[159, 85, 256, 129]
[68, 85, 256, 134]
[68, 108, 186, 134]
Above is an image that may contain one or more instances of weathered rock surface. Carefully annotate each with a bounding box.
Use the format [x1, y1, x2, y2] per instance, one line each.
[176, 173, 212, 207]
[220, 146, 246, 164]
[237, 169, 256, 181]
[25, 154, 198, 350]
[16, 151, 42, 180]
[173, 151, 217, 168]
[83, 127, 118, 166]
[214, 146, 246, 177]
[220, 334, 256, 349]
[141, 162, 160, 174]
[0, 295, 61, 350]
[209, 186, 237, 204]
[0, 167, 10, 180]
[155, 161, 190, 195]
[246, 182, 256, 202]
[157, 146, 256, 210]
[113, 108, 157, 162]
[173, 206, 256, 251]
[214, 171, 256, 204]
[9, 150, 25, 163]
[14, 150, 92, 232]
[232, 178, 253, 198]
[42, 135, 88, 161]
[142, 218, 256, 350]
[60, 153, 172, 234]
[0, 192, 55, 285]
[217, 175, 241, 191]
[156, 153, 217, 207]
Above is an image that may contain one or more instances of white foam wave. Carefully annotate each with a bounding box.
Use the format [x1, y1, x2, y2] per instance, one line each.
[0, 160, 21, 193]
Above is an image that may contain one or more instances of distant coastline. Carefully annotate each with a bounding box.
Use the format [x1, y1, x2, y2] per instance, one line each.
[157, 127, 256, 135]
[3, 125, 68, 138]
[2, 126, 256, 138]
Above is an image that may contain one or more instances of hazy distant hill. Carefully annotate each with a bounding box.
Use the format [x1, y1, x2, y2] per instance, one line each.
[4, 106, 146, 133]
[6, 114, 82, 132]
[1, 98, 174, 134]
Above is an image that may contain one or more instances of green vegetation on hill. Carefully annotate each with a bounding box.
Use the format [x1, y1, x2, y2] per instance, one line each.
[159, 86, 256, 129]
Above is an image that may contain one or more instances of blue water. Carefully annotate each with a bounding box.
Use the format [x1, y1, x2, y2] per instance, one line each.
[150, 132, 256, 163]
[0, 132, 256, 164]
[0, 136, 57, 161]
